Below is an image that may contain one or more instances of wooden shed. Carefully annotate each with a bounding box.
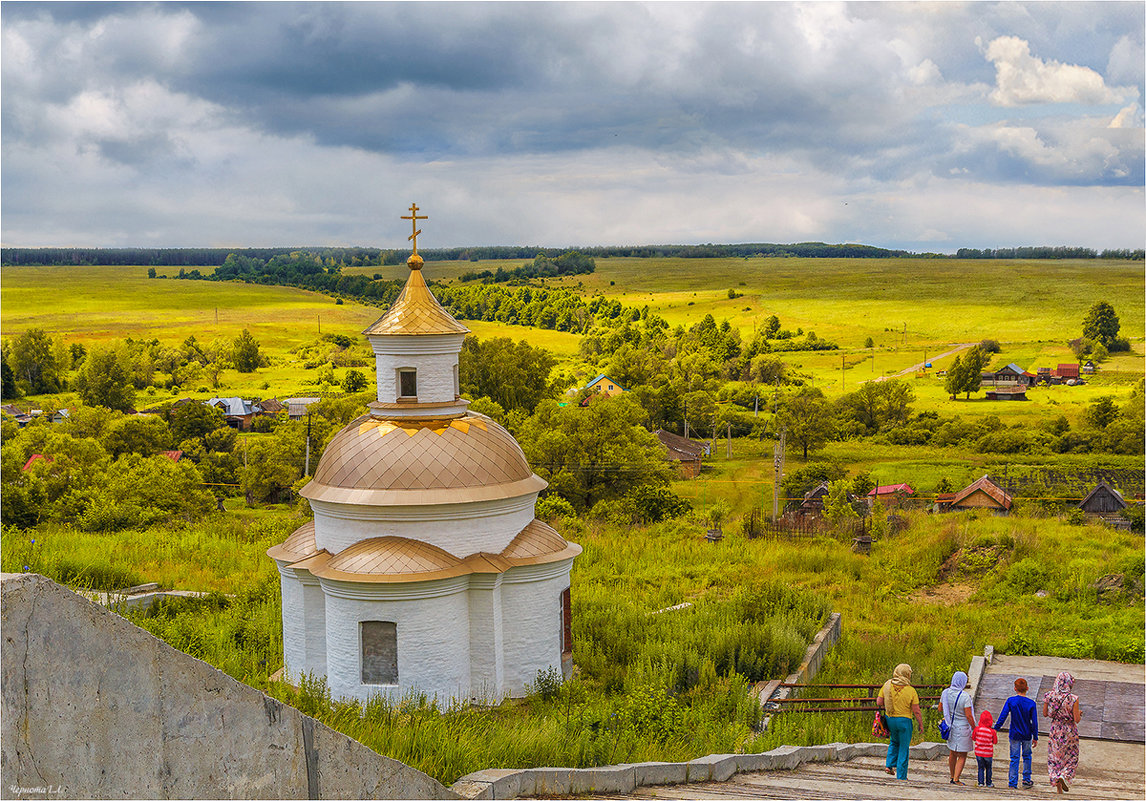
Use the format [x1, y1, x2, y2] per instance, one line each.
[1078, 482, 1127, 517]
[948, 475, 1012, 515]
[654, 429, 705, 479]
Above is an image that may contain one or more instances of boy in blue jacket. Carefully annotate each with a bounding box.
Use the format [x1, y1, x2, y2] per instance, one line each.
[994, 677, 1039, 789]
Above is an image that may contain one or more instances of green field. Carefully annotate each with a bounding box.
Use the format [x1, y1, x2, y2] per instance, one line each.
[2, 254, 1142, 784]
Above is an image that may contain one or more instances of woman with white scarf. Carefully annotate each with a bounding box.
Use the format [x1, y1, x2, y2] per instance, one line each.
[941, 670, 976, 785]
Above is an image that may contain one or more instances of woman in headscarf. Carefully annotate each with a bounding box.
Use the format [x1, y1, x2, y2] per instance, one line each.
[941, 670, 976, 785]
[1044, 671, 1081, 793]
[877, 663, 923, 780]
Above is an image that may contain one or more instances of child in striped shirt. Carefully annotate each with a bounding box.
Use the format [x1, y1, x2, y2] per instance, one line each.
[973, 709, 999, 787]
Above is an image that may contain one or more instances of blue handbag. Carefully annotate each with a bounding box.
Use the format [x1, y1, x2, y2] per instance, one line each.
[940, 689, 962, 740]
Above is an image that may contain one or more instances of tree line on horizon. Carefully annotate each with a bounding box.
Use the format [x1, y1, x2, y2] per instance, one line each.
[4, 242, 1141, 267]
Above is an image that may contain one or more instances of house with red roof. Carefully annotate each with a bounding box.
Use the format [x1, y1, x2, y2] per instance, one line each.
[22, 454, 53, 472]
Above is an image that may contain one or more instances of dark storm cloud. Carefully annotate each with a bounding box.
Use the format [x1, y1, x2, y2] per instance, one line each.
[2, 2, 1142, 248]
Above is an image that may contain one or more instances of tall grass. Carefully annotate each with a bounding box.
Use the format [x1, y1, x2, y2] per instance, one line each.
[2, 501, 1139, 785]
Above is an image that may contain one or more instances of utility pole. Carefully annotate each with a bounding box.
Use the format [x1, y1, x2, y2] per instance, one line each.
[772, 427, 786, 522]
[754, 395, 759, 417]
[683, 398, 689, 439]
[318, 314, 321, 335]
[215, 307, 219, 324]
[726, 422, 732, 459]
[841, 352, 846, 391]
[305, 411, 312, 476]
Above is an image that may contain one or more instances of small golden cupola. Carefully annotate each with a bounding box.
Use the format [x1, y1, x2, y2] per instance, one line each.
[360, 203, 470, 420]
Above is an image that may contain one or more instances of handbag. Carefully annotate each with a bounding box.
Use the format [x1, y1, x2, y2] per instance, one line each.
[873, 710, 889, 738]
[940, 689, 963, 741]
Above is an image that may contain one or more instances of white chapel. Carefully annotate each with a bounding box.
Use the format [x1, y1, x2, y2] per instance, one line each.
[268, 206, 580, 703]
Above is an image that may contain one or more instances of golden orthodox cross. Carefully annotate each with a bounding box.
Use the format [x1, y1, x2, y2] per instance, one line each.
[401, 203, 427, 255]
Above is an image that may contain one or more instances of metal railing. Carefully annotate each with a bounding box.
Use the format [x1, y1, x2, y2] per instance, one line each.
[768, 683, 948, 713]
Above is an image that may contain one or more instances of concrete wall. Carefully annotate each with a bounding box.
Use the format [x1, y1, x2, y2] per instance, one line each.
[0, 573, 455, 800]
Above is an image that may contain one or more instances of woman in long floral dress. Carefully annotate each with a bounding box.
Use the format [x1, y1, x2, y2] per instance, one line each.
[1044, 671, 1081, 793]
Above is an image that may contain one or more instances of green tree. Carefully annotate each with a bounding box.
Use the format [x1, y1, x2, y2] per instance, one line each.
[232, 329, 264, 373]
[517, 394, 673, 511]
[763, 315, 781, 338]
[944, 355, 967, 400]
[823, 479, 858, 524]
[74, 345, 136, 411]
[9, 329, 63, 394]
[171, 402, 226, 442]
[103, 416, 172, 457]
[779, 387, 835, 459]
[341, 369, 368, 394]
[1084, 396, 1119, 429]
[1, 354, 19, 400]
[203, 338, 233, 388]
[1082, 301, 1120, 348]
[460, 336, 557, 413]
[959, 346, 988, 399]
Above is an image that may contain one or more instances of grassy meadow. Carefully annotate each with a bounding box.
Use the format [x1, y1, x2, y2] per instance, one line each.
[3, 498, 1140, 784]
[1, 254, 1142, 783]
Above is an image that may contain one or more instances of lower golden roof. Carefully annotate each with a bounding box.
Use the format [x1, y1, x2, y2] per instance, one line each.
[268, 518, 581, 583]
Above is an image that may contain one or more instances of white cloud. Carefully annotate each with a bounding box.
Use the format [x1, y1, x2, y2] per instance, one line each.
[1109, 103, 1144, 129]
[984, 35, 1134, 106]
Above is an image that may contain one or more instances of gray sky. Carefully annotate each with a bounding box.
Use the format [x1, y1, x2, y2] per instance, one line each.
[2, 1, 1143, 251]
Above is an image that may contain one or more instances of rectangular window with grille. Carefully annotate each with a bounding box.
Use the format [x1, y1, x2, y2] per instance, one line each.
[360, 621, 398, 685]
[398, 369, 417, 399]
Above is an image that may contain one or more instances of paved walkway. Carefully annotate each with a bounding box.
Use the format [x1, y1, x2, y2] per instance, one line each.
[977, 655, 1145, 743]
[611, 656, 1144, 799]
[614, 742, 1144, 799]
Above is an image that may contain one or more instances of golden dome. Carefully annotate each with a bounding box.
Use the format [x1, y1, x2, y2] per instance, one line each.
[362, 260, 469, 337]
[272, 520, 583, 583]
[299, 413, 547, 506]
[266, 520, 317, 563]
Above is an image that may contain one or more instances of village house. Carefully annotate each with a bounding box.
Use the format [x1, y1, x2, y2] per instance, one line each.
[1077, 481, 1127, 523]
[799, 482, 831, 514]
[981, 363, 1036, 388]
[255, 398, 286, 416]
[582, 374, 625, 400]
[282, 397, 321, 420]
[1081, 360, 1096, 375]
[1055, 363, 1080, 381]
[868, 483, 915, 508]
[947, 474, 1012, 515]
[654, 429, 706, 479]
[206, 397, 255, 430]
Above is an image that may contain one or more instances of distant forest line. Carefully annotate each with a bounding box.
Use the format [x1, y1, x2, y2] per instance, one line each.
[3, 243, 1142, 267]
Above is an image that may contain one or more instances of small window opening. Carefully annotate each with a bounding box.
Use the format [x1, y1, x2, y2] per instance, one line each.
[561, 588, 572, 655]
[361, 621, 398, 685]
[398, 369, 417, 399]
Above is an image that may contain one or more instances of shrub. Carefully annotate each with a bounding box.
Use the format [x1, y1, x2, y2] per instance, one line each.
[535, 494, 577, 521]
[1006, 558, 1049, 594]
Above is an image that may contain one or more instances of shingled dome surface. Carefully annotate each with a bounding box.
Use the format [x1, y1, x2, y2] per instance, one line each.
[300, 413, 546, 506]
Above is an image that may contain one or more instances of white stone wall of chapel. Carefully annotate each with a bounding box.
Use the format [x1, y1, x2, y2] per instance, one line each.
[369, 334, 464, 405]
[310, 494, 539, 559]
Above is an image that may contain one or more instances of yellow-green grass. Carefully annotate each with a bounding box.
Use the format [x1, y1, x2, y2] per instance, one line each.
[558, 256, 1144, 347]
[1, 264, 377, 348]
